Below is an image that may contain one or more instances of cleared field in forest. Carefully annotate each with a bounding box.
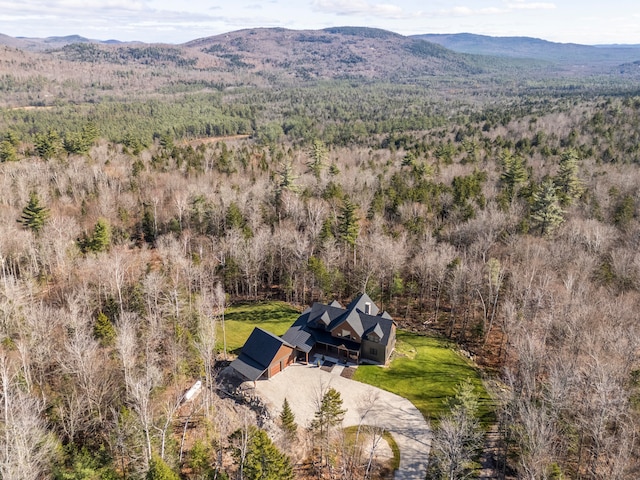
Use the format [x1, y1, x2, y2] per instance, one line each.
[354, 331, 493, 423]
[217, 301, 301, 353]
[220, 302, 492, 423]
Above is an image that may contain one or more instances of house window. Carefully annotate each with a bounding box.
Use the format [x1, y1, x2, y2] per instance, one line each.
[367, 334, 379, 343]
[369, 347, 378, 356]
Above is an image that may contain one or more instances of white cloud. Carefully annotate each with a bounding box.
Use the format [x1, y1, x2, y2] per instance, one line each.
[312, 0, 406, 19]
[0, 0, 234, 42]
[55, 0, 146, 9]
[506, 2, 556, 10]
[0, 0, 146, 13]
[438, 1, 555, 17]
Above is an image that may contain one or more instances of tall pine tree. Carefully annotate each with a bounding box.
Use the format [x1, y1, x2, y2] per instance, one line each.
[230, 426, 293, 480]
[79, 218, 112, 253]
[554, 149, 583, 206]
[499, 151, 527, 202]
[311, 387, 347, 466]
[338, 198, 360, 266]
[530, 180, 564, 235]
[34, 130, 62, 160]
[19, 192, 49, 234]
[280, 398, 298, 441]
[308, 139, 328, 179]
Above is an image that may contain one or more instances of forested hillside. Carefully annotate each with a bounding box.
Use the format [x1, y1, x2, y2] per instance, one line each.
[414, 33, 640, 69]
[0, 27, 640, 479]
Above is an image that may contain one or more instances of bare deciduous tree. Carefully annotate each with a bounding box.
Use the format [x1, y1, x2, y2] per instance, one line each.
[0, 353, 55, 480]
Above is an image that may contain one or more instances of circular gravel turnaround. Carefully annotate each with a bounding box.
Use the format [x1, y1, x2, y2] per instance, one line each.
[254, 363, 431, 480]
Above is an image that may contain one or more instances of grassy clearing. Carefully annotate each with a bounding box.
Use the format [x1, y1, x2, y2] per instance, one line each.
[218, 302, 493, 424]
[353, 330, 493, 424]
[217, 301, 301, 353]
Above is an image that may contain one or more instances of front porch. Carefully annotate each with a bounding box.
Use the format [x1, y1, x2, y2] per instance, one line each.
[309, 342, 359, 365]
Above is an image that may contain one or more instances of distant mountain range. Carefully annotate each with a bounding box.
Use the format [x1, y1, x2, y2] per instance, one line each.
[0, 27, 639, 82]
[0, 33, 135, 51]
[412, 33, 640, 68]
[180, 26, 485, 80]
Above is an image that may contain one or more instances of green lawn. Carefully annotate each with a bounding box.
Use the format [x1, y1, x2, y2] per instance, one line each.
[353, 330, 493, 424]
[219, 302, 493, 424]
[217, 301, 301, 353]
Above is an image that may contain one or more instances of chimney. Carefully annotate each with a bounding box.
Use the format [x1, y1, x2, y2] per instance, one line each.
[364, 302, 371, 315]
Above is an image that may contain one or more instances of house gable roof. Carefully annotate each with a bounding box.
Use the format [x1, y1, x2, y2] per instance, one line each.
[230, 327, 293, 381]
[282, 310, 315, 353]
[331, 308, 364, 339]
[346, 293, 379, 316]
[366, 323, 385, 340]
[283, 294, 395, 352]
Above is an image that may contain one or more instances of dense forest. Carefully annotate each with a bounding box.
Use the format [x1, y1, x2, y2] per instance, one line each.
[1, 27, 640, 479]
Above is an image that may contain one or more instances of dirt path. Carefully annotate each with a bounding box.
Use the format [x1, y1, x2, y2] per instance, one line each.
[254, 363, 431, 480]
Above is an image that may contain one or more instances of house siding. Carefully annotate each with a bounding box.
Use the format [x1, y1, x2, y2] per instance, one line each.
[330, 323, 360, 342]
[267, 344, 294, 378]
[361, 339, 386, 364]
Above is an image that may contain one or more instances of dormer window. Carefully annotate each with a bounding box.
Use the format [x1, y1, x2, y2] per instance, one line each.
[367, 333, 379, 343]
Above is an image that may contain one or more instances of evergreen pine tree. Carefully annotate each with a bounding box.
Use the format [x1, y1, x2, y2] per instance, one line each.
[0, 140, 17, 162]
[308, 139, 328, 179]
[187, 439, 219, 479]
[34, 130, 62, 160]
[530, 180, 564, 235]
[613, 194, 636, 229]
[277, 161, 298, 193]
[280, 398, 298, 440]
[4, 131, 20, 147]
[230, 427, 293, 480]
[499, 151, 527, 201]
[19, 192, 49, 234]
[275, 160, 299, 218]
[93, 312, 116, 347]
[338, 198, 359, 248]
[146, 455, 179, 480]
[89, 218, 111, 253]
[63, 131, 90, 154]
[311, 387, 347, 466]
[141, 203, 157, 245]
[554, 149, 583, 206]
[79, 218, 111, 253]
[82, 121, 99, 144]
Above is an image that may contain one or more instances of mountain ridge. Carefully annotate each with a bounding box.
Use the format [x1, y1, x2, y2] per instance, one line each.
[412, 32, 640, 67]
[0, 27, 637, 88]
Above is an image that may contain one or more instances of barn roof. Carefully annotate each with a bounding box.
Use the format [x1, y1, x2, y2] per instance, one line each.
[230, 327, 293, 381]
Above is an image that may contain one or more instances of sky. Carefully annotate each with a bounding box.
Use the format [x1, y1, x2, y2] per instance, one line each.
[0, 0, 639, 45]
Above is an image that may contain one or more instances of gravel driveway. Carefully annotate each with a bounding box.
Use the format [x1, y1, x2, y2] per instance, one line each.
[254, 363, 431, 480]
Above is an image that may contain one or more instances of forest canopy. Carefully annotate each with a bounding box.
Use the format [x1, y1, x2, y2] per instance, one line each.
[1, 32, 640, 479]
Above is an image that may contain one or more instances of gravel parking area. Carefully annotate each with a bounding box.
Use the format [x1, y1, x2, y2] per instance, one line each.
[253, 363, 431, 480]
